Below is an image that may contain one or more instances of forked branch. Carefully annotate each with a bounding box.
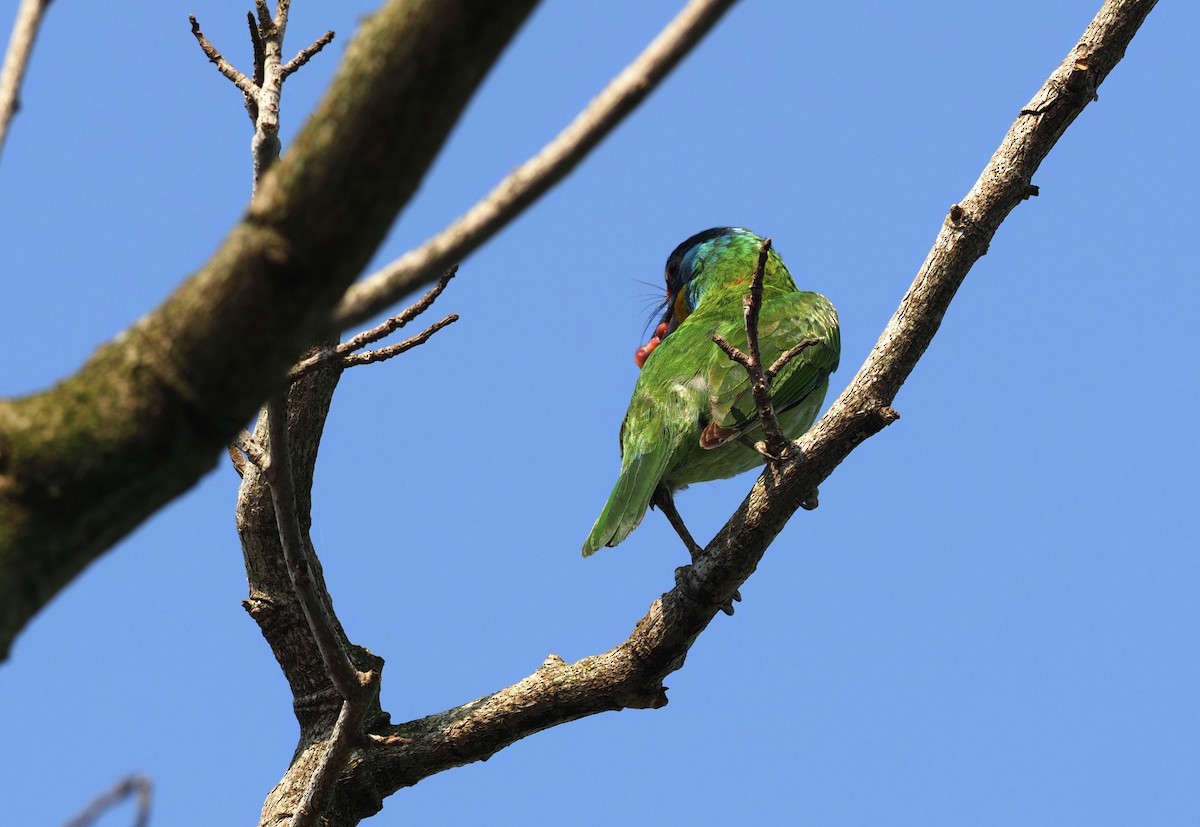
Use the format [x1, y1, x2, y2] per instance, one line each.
[710, 237, 814, 461]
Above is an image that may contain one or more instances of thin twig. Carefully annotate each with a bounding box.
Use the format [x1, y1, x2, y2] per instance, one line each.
[331, 0, 740, 330]
[263, 400, 364, 701]
[61, 775, 152, 827]
[710, 239, 792, 460]
[188, 16, 257, 97]
[0, 0, 53, 160]
[282, 30, 334, 79]
[341, 268, 455, 352]
[288, 269, 457, 381]
[341, 314, 458, 369]
[767, 338, 819, 381]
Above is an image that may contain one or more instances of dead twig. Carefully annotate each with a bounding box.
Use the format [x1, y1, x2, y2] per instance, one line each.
[189, 3, 332, 187]
[710, 239, 793, 461]
[288, 269, 457, 381]
[187, 16, 257, 97]
[282, 30, 335, 79]
[340, 314, 458, 370]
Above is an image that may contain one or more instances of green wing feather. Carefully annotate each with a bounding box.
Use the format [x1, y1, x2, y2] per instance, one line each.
[581, 390, 689, 556]
[705, 290, 839, 443]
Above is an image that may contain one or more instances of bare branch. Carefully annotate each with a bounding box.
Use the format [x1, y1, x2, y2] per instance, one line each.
[740, 239, 790, 459]
[288, 269, 457, 381]
[61, 775, 152, 827]
[274, 0, 292, 36]
[282, 30, 335, 79]
[188, 15, 257, 98]
[710, 239, 796, 460]
[0, 0, 53, 160]
[341, 314, 458, 370]
[766, 338, 819, 381]
[293, 685, 377, 827]
[332, 0, 739, 330]
[250, 22, 284, 189]
[254, 0, 273, 32]
[263, 400, 365, 701]
[248, 12, 265, 91]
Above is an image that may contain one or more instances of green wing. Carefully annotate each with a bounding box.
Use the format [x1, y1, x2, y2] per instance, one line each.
[581, 387, 691, 556]
[704, 290, 840, 444]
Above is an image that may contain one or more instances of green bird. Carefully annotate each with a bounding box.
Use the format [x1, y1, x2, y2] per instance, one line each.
[582, 227, 840, 557]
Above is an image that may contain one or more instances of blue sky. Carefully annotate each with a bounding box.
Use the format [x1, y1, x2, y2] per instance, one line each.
[2, 1, 1197, 825]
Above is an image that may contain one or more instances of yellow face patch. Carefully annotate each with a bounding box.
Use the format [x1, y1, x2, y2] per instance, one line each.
[673, 288, 692, 327]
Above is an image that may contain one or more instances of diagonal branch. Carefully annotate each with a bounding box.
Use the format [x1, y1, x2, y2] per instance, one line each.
[331, 0, 740, 330]
[282, 30, 335, 79]
[0, 0, 53, 161]
[320, 0, 1157, 805]
[188, 16, 257, 98]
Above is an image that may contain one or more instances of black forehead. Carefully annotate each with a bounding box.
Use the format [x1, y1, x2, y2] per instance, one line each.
[665, 227, 739, 275]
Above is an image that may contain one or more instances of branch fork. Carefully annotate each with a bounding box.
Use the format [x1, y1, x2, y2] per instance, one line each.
[189, 5, 334, 187]
[711, 238, 815, 463]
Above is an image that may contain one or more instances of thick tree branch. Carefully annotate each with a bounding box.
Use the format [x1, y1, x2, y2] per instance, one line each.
[238, 347, 389, 827]
[0, 0, 540, 660]
[332, 0, 740, 330]
[264, 399, 364, 700]
[295, 0, 1153, 807]
[0, 0, 52, 161]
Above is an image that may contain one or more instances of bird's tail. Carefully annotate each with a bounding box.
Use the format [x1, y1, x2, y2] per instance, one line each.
[581, 446, 670, 556]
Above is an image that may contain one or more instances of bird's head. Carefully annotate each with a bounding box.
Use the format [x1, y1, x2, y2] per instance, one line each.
[634, 227, 765, 367]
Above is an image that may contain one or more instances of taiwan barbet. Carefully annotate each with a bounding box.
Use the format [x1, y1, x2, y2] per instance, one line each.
[582, 227, 840, 557]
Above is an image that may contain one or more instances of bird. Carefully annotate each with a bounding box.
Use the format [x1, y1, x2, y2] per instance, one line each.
[582, 227, 840, 558]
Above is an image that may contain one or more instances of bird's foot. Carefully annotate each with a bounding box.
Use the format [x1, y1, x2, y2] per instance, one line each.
[754, 439, 786, 463]
[674, 565, 741, 616]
